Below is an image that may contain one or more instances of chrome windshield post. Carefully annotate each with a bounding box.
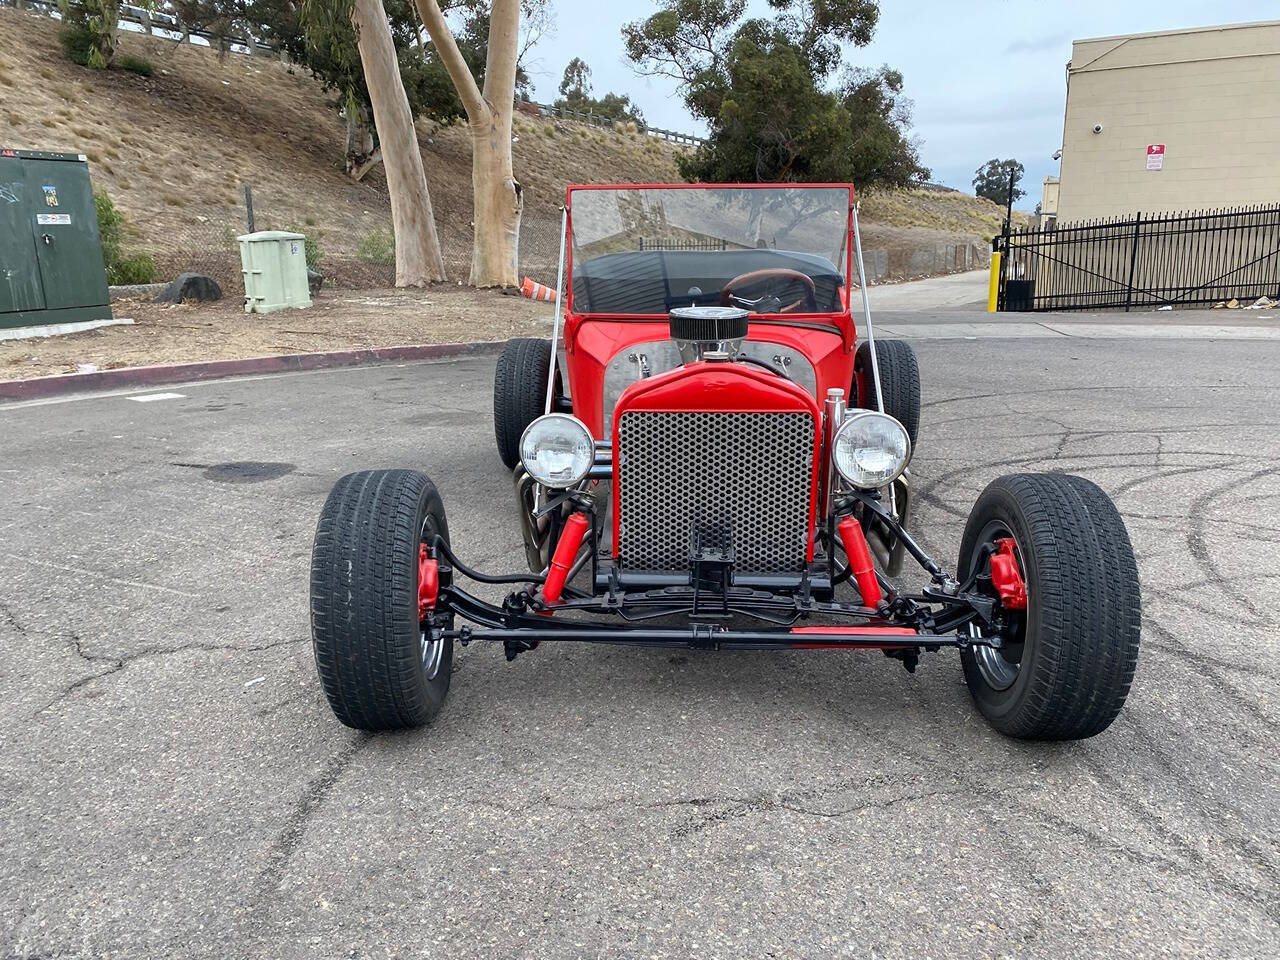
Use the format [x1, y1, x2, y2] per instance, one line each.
[544, 205, 569, 416]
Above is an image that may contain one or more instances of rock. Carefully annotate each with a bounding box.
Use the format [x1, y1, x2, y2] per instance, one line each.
[153, 273, 223, 304]
[307, 270, 324, 296]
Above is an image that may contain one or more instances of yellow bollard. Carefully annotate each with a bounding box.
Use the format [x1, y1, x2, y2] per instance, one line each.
[987, 252, 1002, 313]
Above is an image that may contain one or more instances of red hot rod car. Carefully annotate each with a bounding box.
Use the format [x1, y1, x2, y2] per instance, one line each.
[310, 183, 1140, 741]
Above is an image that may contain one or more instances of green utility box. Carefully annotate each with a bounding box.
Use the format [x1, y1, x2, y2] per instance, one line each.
[0, 148, 112, 331]
[238, 230, 312, 314]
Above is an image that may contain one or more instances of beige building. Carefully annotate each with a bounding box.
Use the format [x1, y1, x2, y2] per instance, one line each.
[1054, 20, 1280, 223]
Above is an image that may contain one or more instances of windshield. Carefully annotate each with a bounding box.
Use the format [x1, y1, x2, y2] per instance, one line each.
[568, 186, 851, 316]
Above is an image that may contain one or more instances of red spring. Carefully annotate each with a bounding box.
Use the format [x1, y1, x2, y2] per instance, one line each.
[989, 537, 1027, 610]
[837, 514, 882, 610]
[418, 543, 439, 619]
[542, 512, 590, 606]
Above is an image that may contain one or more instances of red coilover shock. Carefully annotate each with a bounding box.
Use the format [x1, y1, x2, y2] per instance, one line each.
[542, 512, 590, 606]
[837, 514, 883, 611]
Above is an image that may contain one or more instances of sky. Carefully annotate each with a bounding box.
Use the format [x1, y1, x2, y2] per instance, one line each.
[521, 0, 1275, 210]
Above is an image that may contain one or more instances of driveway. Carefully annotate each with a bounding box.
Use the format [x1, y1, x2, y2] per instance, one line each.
[1, 332, 1277, 959]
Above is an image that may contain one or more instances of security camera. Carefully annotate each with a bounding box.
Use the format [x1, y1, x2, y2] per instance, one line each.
[1092, 123, 1104, 134]
[1052, 149, 1062, 160]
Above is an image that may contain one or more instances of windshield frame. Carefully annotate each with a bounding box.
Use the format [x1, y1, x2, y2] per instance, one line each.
[563, 183, 855, 323]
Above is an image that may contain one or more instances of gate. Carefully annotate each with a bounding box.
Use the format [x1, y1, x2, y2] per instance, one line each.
[994, 203, 1280, 312]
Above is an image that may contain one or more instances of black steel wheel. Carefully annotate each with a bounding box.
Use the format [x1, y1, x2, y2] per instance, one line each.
[855, 339, 920, 448]
[958, 473, 1141, 741]
[310, 469, 453, 731]
[494, 337, 555, 469]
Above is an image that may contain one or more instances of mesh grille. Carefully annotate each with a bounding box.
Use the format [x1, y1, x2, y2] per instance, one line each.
[617, 411, 815, 573]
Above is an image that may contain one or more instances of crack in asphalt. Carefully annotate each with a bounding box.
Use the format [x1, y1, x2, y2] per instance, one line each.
[19, 624, 310, 721]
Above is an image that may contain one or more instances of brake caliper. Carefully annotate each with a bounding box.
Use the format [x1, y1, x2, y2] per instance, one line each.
[989, 538, 1027, 611]
[418, 543, 439, 619]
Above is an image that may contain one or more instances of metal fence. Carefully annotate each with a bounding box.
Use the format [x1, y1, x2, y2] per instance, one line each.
[517, 100, 705, 149]
[995, 203, 1280, 312]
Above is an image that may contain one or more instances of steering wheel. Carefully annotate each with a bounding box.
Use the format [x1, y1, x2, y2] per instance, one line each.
[720, 268, 818, 313]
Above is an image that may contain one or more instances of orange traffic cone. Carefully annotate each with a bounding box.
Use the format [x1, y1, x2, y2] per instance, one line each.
[521, 276, 556, 301]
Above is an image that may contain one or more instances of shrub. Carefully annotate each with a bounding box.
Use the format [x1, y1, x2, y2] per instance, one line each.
[58, 1, 120, 70]
[356, 228, 395, 266]
[116, 54, 154, 77]
[58, 23, 96, 67]
[94, 190, 124, 261]
[303, 234, 320, 271]
[94, 191, 155, 284]
[108, 253, 157, 285]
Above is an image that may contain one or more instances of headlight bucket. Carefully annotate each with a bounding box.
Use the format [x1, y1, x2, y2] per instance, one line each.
[832, 411, 911, 490]
[519, 414, 594, 488]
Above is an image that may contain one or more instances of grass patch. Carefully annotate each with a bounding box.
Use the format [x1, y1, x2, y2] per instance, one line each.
[543, 124, 555, 137]
[116, 55, 155, 77]
[355, 227, 395, 266]
[162, 194, 187, 207]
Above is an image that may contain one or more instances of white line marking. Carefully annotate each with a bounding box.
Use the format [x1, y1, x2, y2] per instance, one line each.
[244, 676, 266, 688]
[127, 392, 187, 402]
[3, 553, 200, 599]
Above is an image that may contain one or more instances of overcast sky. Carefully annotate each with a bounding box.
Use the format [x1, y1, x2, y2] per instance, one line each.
[522, 0, 1273, 209]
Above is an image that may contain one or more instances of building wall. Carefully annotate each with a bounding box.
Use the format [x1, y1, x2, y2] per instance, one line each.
[1056, 21, 1280, 223]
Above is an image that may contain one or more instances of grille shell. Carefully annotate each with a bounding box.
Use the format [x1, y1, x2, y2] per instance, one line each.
[617, 410, 815, 574]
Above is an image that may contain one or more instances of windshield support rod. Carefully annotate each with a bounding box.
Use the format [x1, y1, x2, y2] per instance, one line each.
[851, 204, 885, 415]
[545, 205, 570, 415]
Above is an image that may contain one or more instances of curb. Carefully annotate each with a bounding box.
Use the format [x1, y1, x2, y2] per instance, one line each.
[0, 341, 504, 403]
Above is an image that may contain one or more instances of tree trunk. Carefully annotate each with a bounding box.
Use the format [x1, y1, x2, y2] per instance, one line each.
[469, 118, 522, 287]
[344, 102, 379, 179]
[415, 0, 522, 288]
[467, 0, 521, 288]
[351, 0, 446, 285]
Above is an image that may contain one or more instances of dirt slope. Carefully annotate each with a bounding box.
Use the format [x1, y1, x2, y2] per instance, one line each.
[1, 7, 1015, 287]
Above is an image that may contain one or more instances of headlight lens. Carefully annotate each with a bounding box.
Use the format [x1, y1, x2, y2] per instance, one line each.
[832, 411, 911, 489]
[519, 414, 594, 488]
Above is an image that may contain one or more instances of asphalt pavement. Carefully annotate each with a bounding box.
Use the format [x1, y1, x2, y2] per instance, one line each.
[1, 327, 1278, 959]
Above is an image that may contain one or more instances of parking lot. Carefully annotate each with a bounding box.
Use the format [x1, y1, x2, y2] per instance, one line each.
[2, 326, 1278, 959]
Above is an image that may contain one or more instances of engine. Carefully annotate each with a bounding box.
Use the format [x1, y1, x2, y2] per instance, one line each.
[610, 307, 821, 583]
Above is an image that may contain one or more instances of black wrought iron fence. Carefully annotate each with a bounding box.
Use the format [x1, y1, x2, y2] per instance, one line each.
[995, 203, 1280, 312]
[638, 237, 729, 252]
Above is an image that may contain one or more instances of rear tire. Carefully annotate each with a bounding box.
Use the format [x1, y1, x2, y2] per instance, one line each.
[494, 337, 554, 469]
[855, 339, 920, 448]
[310, 469, 453, 731]
[958, 473, 1140, 740]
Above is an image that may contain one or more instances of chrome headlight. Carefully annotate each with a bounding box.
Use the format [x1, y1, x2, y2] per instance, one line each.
[832, 411, 911, 489]
[519, 414, 594, 488]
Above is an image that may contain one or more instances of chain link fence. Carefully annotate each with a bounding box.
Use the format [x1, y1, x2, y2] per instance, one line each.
[139, 187, 568, 294]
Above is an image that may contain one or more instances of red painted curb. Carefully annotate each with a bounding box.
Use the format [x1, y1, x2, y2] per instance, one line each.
[0, 341, 504, 403]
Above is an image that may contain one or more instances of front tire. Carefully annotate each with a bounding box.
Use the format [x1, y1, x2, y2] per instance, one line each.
[494, 337, 554, 469]
[855, 339, 921, 448]
[310, 469, 453, 731]
[958, 473, 1140, 741]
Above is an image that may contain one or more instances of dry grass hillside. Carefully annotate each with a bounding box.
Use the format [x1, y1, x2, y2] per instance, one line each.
[1, 7, 1014, 288]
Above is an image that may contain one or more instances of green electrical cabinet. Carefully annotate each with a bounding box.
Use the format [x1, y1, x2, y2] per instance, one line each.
[0, 148, 112, 331]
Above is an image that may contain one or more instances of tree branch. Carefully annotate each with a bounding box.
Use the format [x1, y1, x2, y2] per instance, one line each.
[414, 0, 488, 122]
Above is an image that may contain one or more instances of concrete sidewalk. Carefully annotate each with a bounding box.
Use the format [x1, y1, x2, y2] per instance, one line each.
[867, 269, 990, 311]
